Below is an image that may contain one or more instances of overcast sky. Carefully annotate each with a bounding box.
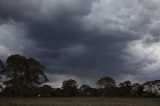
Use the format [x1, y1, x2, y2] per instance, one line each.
[0, 0, 160, 87]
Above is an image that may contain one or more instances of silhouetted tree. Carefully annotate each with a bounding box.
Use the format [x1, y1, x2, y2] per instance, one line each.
[137, 85, 144, 97]
[0, 60, 4, 92]
[97, 76, 116, 97]
[142, 80, 160, 97]
[0, 54, 48, 97]
[0, 59, 4, 69]
[97, 76, 116, 88]
[80, 85, 92, 97]
[39, 85, 53, 97]
[119, 80, 131, 87]
[52, 88, 63, 97]
[62, 79, 78, 97]
[119, 80, 132, 97]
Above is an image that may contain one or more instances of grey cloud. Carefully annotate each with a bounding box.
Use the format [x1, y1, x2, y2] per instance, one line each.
[0, 20, 35, 59]
[46, 73, 96, 88]
[0, 0, 94, 22]
[82, 0, 160, 81]
[0, 0, 160, 85]
[83, 0, 159, 38]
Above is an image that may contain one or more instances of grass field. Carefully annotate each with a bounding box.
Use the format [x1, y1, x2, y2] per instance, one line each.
[0, 98, 160, 106]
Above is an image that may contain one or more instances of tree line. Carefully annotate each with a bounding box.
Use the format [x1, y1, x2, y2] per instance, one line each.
[0, 54, 160, 97]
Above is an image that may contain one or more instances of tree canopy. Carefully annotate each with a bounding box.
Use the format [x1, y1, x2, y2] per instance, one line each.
[0, 54, 48, 96]
[62, 79, 78, 97]
[97, 76, 116, 88]
[119, 80, 131, 87]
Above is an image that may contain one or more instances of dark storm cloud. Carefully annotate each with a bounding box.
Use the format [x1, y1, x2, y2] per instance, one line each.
[83, 0, 160, 82]
[0, 0, 94, 22]
[0, 0, 160, 85]
[27, 20, 133, 80]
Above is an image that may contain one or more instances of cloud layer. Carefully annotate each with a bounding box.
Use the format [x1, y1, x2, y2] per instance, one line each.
[0, 0, 160, 86]
[83, 0, 160, 82]
[0, 20, 35, 59]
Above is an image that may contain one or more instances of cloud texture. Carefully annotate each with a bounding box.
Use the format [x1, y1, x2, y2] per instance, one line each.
[0, 0, 160, 86]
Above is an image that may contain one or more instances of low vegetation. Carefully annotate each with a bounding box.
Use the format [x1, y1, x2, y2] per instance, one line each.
[0, 98, 160, 106]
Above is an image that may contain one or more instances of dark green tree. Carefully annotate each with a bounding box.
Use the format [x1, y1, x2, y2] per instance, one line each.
[97, 76, 116, 88]
[119, 80, 132, 97]
[137, 85, 144, 97]
[80, 85, 92, 97]
[0, 60, 4, 91]
[62, 79, 78, 97]
[80, 85, 99, 97]
[39, 85, 53, 97]
[0, 54, 48, 96]
[97, 76, 116, 97]
[52, 88, 63, 97]
[119, 80, 131, 87]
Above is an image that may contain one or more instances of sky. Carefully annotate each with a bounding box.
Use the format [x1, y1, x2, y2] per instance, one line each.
[0, 0, 160, 87]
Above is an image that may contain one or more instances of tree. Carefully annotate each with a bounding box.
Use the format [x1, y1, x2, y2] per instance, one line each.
[97, 76, 116, 97]
[119, 80, 132, 97]
[137, 85, 144, 97]
[0, 60, 4, 91]
[52, 88, 63, 97]
[0, 60, 4, 71]
[119, 80, 131, 87]
[80, 85, 91, 97]
[39, 85, 53, 97]
[97, 76, 116, 88]
[80, 85, 99, 97]
[0, 54, 48, 96]
[62, 79, 78, 97]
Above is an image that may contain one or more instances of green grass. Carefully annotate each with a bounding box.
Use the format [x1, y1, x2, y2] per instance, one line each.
[0, 98, 159, 106]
